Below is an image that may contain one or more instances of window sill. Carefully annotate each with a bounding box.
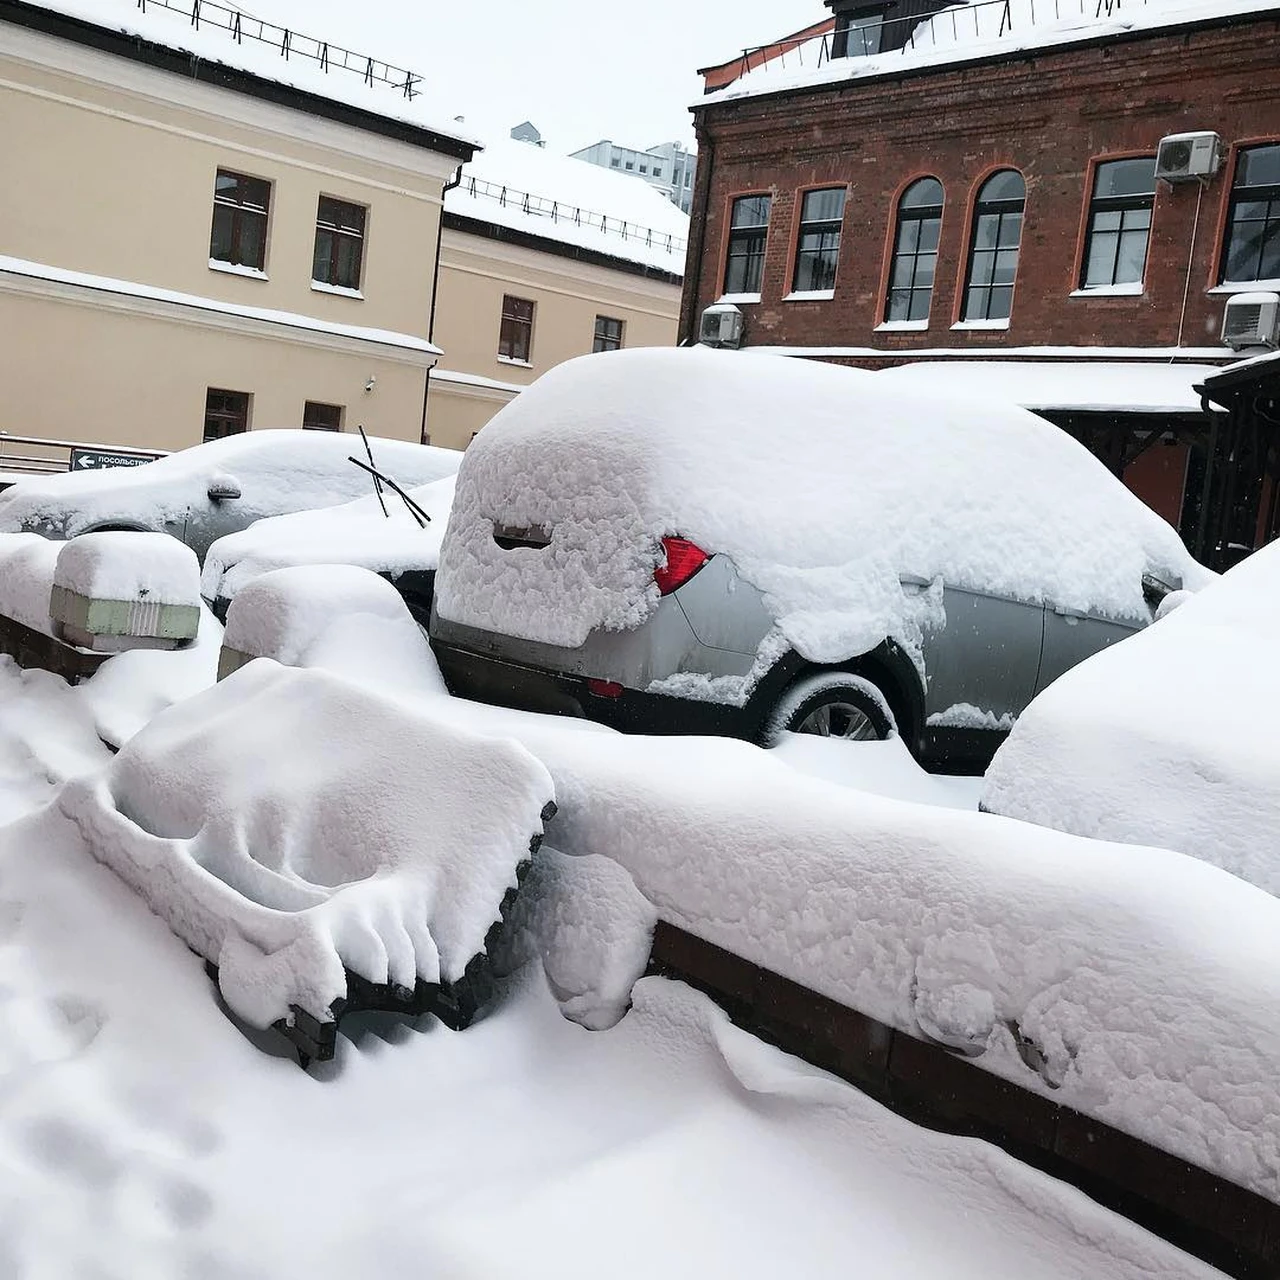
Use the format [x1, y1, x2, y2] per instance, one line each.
[310, 280, 364, 300]
[496, 356, 533, 369]
[1069, 284, 1145, 298]
[209, 259, 267, 281]
[715, 293, 761, 305]
[874, 319, 929, 332]
[950, 319, 1010, 331]
[1207, 279, 1280, 296]
[783, 289, 835, 302]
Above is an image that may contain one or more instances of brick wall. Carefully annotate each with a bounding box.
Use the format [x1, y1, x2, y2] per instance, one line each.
[681, 11, 1280, 355]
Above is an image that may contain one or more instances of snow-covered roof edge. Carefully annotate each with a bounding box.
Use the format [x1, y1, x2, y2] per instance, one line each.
[698, 0, 1280, 111]
[7, 0, 479, 158]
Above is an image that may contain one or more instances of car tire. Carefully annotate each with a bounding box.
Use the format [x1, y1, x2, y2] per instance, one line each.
[761, 672, 895, 747]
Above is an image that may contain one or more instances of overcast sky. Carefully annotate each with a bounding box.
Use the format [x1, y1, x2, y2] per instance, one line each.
[243, 0, 821, 153]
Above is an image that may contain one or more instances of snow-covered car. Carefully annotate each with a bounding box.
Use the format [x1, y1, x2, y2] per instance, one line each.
[201, 475, 456, 624]
[0, 430, 461, 561]
[981, 539, 1278, 895]
[430, 347, 1208, 772]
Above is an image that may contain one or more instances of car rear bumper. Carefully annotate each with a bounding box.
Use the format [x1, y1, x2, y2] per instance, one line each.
[431, 638, 760, 738]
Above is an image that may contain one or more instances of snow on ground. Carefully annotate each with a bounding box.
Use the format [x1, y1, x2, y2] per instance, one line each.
[982, 538, 1280, 896]
[436, 346, 1206, 681]
[202, 475, 455, 608]
[0, 794, 1228, 1278]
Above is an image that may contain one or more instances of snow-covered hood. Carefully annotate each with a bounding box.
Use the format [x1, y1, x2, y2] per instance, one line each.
[0, 431, 460, 542]
[435, 347, 1208, 658]
[201, 475, 456, 604]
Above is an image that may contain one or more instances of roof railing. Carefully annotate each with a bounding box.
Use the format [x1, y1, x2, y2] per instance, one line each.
[459, 174, 689, 258]
[733, 0, 1150, 81]
[132, 0, 424, 99]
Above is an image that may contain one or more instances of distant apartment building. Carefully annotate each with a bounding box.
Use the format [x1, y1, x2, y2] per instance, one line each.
[0, 0, 477, 459]
[570, 140, 697, 214]
[426, 136, 690, 448]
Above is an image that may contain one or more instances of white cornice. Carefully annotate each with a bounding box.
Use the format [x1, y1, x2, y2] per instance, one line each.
[0, 260, 439, 368]
[1, 24, 462, 189]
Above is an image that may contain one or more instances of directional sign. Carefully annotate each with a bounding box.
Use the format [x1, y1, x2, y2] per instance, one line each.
[69, 448, 157, 472]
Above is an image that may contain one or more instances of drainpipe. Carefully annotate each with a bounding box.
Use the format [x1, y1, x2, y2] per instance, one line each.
[679, 127, 715, 345]
[420, 164, 464, 443]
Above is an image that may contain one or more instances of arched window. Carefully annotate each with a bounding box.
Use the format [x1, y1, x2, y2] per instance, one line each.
[885, 177, 944, 322]
[962, 170, 1025, 323]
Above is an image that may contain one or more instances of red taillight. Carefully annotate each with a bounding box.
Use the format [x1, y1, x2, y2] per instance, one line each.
[586, 678, 624, 699]
[654, 536, 709, 596]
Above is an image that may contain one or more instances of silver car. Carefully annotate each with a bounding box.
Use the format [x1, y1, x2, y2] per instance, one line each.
[429, 349, 1203, 773]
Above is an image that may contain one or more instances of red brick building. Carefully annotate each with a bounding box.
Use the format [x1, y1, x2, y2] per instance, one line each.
[681, 0, 1280, 564]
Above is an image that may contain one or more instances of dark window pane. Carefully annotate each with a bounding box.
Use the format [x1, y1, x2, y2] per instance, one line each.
[974, 214, 1000, 250]
[210, 168, 271, 270]
[988, 286, 1014, 319]
[1084, 229, 1118, 287]
[592, 315, 624, 352]
[980, 169, 1025, 203]
[312, 231, 333, 283]
[917, 218, 940, 252]
[993, 247, 1020, 283]
[801, 187, 845, 222]
[731, 195, 771, 228]
[1116, 228, 1149, 284]
[335, 237, 362, 290]
[210, 204, 236, 262]
[203, 388, 250, 442]
[499, 296, 535, 361]
[997, 211, 1023, 248]
[914, 254, 936, 287]
[303, 401, 343, 431]
[1238, 144, 1280, 189]
[1094, 157, 1157, 201]
[902, 177, 943, 210]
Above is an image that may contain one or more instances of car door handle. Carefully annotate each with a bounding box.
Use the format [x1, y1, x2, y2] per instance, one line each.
[1052, 605, 1087, 620]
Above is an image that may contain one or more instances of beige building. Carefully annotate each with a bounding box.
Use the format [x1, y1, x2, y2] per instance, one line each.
[425, 136, 689, 450]
[0, 0, 475, 459]
[0, 2, 686, 466]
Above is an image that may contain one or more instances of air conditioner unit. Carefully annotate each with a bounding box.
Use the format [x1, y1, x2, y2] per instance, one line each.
[1223, 293, 1280, 350]
[699, 303, 744, 349]
[1155, 131, 1222, 183]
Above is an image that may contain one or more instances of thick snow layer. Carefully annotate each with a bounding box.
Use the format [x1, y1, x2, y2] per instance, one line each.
[879, 360, 1222, 414]
[0, 532, 62, 634]
[513, 726, 1280, 1200]
[0, 429, 460, 547]
[982, 538, 1280, 895]
[53, 531, 201, 606]
[448, 134, 690, 274]
[202, 475, 455, 605]
[62, 660, 554, 1026]
[26, 0, 478, 149]
[436, 347, 1206, 681]
[706, 0, 1278, 105]
[221, 564, 447, 697]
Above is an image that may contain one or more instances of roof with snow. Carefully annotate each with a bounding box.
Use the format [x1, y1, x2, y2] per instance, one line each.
[7, 0, 478, 157]
[445, 135, 690, 277]
[878, 360, 1225, 414]
[701, 0, 1280, 107]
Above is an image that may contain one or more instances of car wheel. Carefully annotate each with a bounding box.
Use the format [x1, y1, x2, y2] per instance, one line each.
[762, 672, 895, 747]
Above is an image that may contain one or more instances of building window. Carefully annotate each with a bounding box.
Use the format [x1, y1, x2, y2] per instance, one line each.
[625, 161, 634, 171]
[723, 194, 772, 296]
[792, 187, 846, 293]
[209, 169, 270, 271]
[886, 177, 943, 322]
[204, 388, 250, 442]
[499, 295, 535, 362]
[611, 157, 620, 168]
[834, 6, 886, 57]
[313, 196, 367, 291]
[593, 316, 624, 352]
[653, 168, 663, 180]
[640, 164, 649, 175]
[1222, 143, 1280, 283]
[962, 169, 1025, 322]
[1081, 157, 1156, 289]
[303, 401, 343, 431]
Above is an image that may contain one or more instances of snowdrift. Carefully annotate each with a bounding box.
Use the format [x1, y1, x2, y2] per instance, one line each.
[983, 538, 1280, 895]
[60, 662, 555, 1045]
